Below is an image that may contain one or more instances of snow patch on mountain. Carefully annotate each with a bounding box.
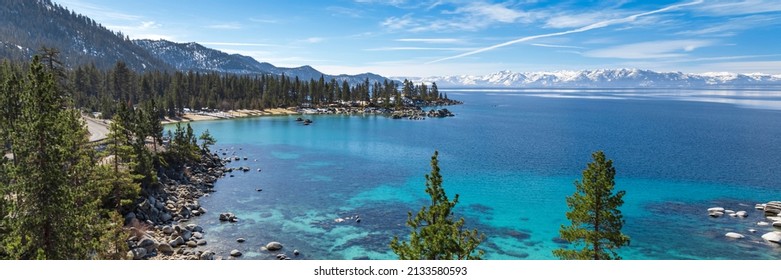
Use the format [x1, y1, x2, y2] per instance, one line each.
[404, 69, 781, 88]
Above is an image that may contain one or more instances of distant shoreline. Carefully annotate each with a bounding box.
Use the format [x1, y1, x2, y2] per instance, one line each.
[161, 108, 299, 124]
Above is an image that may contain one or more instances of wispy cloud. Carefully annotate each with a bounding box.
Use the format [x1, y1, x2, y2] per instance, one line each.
[365, 47, 473, 51]
[396, 38, 464, 44]
[303, 37, 325, 44]
[584, 40, 712, 59]
[381, 1, 538, 32]
[530, 43, 584, 49]
[693, 0, 781, 16]
[206, 22, 243, 29]
[327, 6, 364, 18]
[428, 0, 705, 63]
[677, 14, 781, 36]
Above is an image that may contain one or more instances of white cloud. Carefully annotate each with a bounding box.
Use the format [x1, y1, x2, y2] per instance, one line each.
[530, 43, 583, 49]
[206, 23, 243, 29]
[693, 0, 781, 15]
[381, 1, 538, 32]
[327, 6, 364, 18]
[396, 38, 464, 44]
[428, 0, 705, 63]
[304, 37, 325, 44]
[364, 47, 473, 51]
[584, 40, 712, 59]
[677, 14, 781, 36]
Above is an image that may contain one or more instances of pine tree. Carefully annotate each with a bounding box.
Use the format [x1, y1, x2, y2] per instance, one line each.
[390, 151, 484, 260]
[553, 151, 630, 260]
[102, 114, 141, 212]
[198, 129, 216, 152]
[3, 56, 102, 259]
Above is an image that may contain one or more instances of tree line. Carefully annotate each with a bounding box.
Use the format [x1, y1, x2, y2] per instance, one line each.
[0, 55, 213, 259]
[68, 61, 444, 120]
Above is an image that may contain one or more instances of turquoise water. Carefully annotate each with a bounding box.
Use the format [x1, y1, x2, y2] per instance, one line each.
[177, 89, 781, 260]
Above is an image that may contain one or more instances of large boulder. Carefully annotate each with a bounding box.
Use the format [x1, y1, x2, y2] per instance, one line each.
[764, 201, 781, 216]
[129, 248, 147, 260]
[762, 231, 781, 244]
[138, 237, 158, 252]
[158, 243, 174, 256]
[169, 236, 185, 247]
[266, 242, 283, 251]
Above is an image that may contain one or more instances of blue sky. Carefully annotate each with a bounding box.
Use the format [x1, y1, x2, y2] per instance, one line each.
[54, 0, 781, 77]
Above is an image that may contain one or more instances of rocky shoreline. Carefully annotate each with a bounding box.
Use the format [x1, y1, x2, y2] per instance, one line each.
[124, 150, 229, 260]
[296, 99, 463, 121]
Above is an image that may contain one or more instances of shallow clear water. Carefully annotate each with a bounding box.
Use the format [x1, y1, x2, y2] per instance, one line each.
[175, 89, 781, 260]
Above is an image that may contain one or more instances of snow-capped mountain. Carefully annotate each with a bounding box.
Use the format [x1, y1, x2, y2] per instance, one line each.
[404, 69, 781, 88]
[134, 39, 390, 84]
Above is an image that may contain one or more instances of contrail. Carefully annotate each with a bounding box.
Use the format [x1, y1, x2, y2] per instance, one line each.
[427, 0, 705, 64]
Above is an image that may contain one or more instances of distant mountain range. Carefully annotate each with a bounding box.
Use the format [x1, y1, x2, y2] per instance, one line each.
[0, 0, 389, 83]
[133, 39, 388, 84]
[404, 69, 781, 88]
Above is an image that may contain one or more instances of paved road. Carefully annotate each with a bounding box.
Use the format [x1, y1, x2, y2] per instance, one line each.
[84, 117, 109, 142]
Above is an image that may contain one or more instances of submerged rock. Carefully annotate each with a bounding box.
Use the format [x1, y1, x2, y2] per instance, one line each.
[266, 242, 283, 251]
[762, 232, 781, 244]
[725, 232, 745, 239]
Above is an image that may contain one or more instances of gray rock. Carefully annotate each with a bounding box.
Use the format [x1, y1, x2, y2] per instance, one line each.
[236, 238, 246, 243]
[709, 211, 724, 218]
[762, 231, 781, 244]
[707, 207, 725, 212]
[736, 211, 748, 218]
[773, 221, 781, 229]
[756, 204, 766, 210]
[162, 225, 174, 235]
[725, 232, 745, 239]
[138, 237, 158, 250]
[230, 249, 242, 257]
[186, 241, 198, 248]
[758, 221, 770, 226]
[266, 242, 283, 251]
[200, 251, 215, 260]
[130, 248, 147, 260]
[181, 230, 192, 241]
[192, 225, 204, 233]
[169, 236, 185, 247]
[197, 207, 207, 214]
[193, 232, 203, 239]
[158, 243, 174, 255]
[764, 201, 781, 216]
[192, 210, 201, 216]
[185, 224, 198, 231]
[293, 249, 300, 256]
[197, 240, 207, 246]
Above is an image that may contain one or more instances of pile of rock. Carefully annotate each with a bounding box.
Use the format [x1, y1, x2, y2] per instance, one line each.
[126, 222, 212, 260]
[219, 212, 239, 223]
[710, 201, 781, 246]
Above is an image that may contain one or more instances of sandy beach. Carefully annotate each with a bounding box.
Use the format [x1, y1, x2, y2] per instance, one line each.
[161, 108, 299, 124]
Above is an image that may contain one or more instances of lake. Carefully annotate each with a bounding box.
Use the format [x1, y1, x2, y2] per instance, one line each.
[176, 88, 781, 260]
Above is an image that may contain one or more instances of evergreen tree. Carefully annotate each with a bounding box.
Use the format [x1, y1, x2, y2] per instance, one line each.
[198, 129, 216, 152]
[3, 56, 102, 259]
[553, 151, 629, 260]
[102, 115, 141, 212]
[390, 151, 484, 260]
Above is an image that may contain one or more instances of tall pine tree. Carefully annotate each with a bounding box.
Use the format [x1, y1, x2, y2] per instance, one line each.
[553, 151, 629, 260]
[390, 151, 484, 260]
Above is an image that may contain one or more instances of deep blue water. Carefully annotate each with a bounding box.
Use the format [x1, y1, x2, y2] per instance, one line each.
[175, 89, 781, 260]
